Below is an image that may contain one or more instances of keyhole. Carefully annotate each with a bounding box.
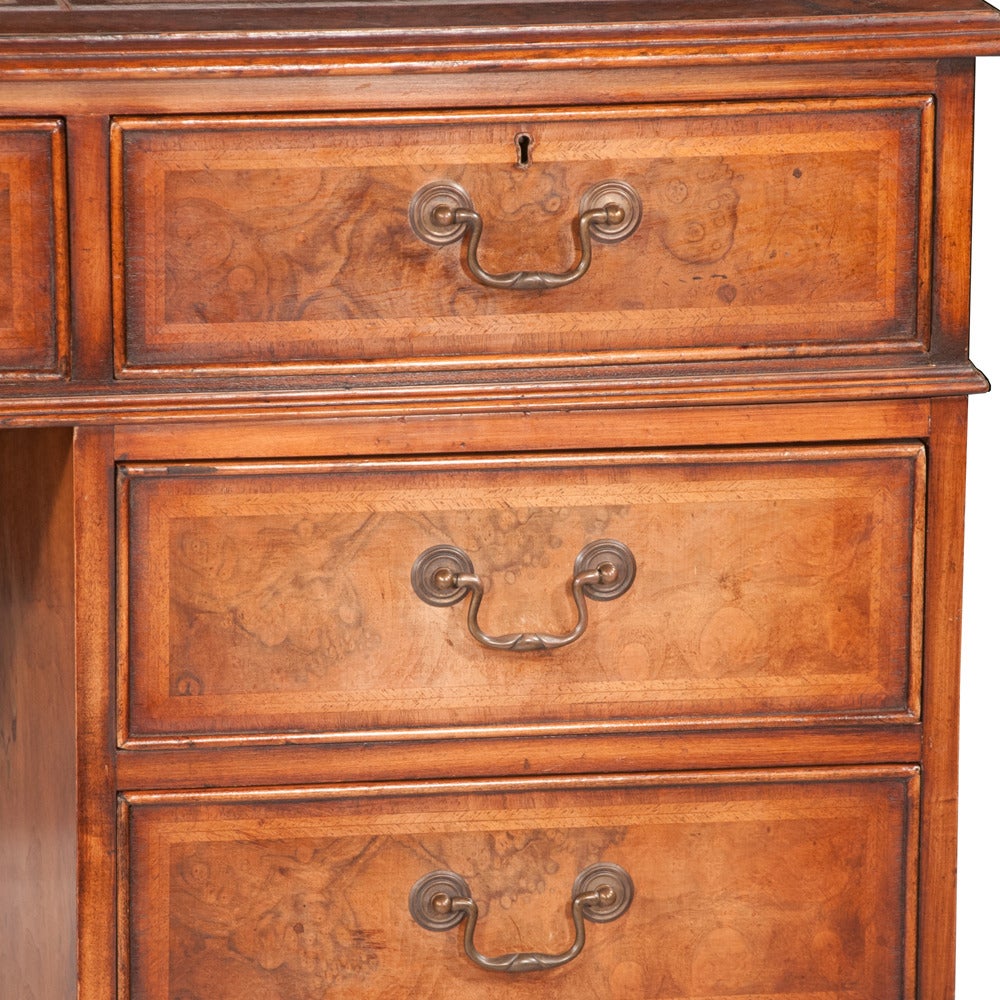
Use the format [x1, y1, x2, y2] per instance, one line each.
[515, 133, 533, 168]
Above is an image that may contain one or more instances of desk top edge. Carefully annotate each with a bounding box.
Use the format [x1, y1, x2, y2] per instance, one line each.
[0, 1, 999, 60]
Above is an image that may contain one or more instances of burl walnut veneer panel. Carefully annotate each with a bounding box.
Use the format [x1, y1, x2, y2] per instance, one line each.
[0, 120, 66, 377]
[120, 444, 924, 742]
[114, 98, 930, 374]
[125, 768, 918, 1000]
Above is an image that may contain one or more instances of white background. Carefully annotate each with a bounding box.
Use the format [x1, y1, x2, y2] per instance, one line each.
[956, 52, 999, 998]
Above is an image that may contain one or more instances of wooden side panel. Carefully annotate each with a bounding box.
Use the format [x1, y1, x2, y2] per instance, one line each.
[120, 445, 925, 741]
[115, 98, 930, 373]
[124, 768, 919, 1000]
[0, 120, 67, 377]
[0, 428, 76, 999]
[74, 428, 121, 1000]
[917, 396, 970, 999]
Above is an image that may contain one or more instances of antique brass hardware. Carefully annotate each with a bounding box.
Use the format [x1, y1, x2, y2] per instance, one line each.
[408, 179, 642, 290]
[408, 863, 634, 973]
[410, 539, 636, 651]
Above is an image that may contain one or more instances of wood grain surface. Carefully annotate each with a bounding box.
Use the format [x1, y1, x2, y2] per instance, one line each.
[0, 6, 995, 999]
[0, 429, 76, 1000]
[125, 768, 919, 1000]
[114, 98, 929, 373]
[0, 120, 66, 377]
[2, 2, 999, 77]
[120, 444, 925, 740]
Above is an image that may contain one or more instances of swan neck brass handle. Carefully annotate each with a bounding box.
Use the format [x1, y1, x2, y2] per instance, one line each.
[409, 864, 634, 974]
[409, 180, 642, 290]
[411, 539, 636, 652]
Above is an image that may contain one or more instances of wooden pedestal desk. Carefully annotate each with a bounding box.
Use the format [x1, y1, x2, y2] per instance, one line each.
[2, 3, 999, 998]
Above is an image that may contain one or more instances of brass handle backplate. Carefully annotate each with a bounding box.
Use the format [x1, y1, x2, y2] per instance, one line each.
[409, 863, 634, 974]
[411, 539, 636, 652]
[409, 179, 642, 290]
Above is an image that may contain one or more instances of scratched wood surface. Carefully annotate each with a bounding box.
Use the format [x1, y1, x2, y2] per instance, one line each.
[114, 98, 929, 373]
[120, 444, 925, 741]
[125, 768, 918, 1000]
[0, 121, 65, 376]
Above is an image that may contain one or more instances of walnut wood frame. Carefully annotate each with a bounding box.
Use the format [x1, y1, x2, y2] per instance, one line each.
[2, 3, 999, 999]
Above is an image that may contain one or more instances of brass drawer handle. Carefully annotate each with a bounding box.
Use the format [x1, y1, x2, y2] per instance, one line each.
[411, 539, 636, 652]
[409, 863, 634, 974]
[409, 179, 642, 290]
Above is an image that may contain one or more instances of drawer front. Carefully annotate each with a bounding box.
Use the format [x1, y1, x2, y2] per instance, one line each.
[124, 768, 918, 999]
[114, 97, 930, 375]
[0, 120, 66, 377]
[120, 444, 924, 742]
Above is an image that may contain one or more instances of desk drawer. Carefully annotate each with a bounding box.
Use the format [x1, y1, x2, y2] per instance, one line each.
[124, 767, 918, 999]
[119, 444, 924, 743]
[113, 97, 930, 375]
[0, 120, 66, 377]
